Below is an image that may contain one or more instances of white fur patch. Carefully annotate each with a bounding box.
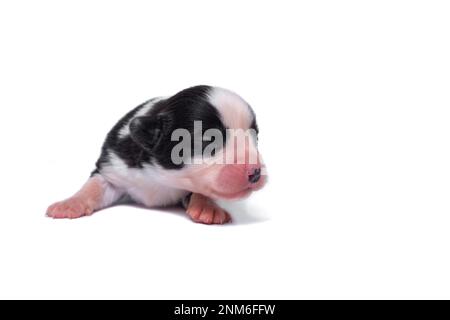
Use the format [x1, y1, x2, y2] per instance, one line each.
[100, 151, 188, 207]
[207, 87, 253, 129]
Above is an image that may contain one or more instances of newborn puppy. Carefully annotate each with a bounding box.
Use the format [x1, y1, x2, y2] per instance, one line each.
[47, 85, 266, 224]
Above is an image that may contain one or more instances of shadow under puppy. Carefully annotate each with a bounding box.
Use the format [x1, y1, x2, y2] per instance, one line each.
[47, 85, 267, 224]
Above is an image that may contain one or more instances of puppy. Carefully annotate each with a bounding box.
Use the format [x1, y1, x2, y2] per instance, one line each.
[47, 85, 266, 224]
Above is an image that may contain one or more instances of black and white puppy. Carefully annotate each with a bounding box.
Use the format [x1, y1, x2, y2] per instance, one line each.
[47, 86, 266, 224]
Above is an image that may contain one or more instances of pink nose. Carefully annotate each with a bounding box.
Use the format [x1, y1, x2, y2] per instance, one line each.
[247, 165, 261, 184]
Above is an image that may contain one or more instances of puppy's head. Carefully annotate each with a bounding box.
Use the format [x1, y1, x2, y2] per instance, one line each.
[130, 85, 267, 200]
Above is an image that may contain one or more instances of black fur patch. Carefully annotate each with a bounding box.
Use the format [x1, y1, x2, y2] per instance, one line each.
[93, 85, 228, 173]
[92, 99, 156, 175]
[147, 85, 227, 169]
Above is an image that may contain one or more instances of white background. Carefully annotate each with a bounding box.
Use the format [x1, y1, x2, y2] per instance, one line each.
[0, 1, 449, 299]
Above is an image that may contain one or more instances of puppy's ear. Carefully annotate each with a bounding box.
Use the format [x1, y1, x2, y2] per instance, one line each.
[129, 114, 171, 152]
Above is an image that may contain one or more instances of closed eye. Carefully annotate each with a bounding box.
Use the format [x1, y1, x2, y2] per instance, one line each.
[250, 118, 259, 134]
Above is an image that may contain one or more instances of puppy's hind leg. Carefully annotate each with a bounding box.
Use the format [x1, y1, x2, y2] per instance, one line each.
[47, 174, 123, 219]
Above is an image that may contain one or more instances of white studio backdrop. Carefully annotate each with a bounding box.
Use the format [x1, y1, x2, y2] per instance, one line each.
[0, 1, 449, 299]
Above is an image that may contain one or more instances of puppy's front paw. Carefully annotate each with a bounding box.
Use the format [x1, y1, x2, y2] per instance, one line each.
[46, 197, 94, 219]
[186, 193, 232, 225]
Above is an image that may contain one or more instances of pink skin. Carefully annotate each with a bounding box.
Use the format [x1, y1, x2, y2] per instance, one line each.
[184, 163, 266, 224]
[47, 176, 105, 219]
[186, 193, 232, 224]
[212, 163, 266, 200]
